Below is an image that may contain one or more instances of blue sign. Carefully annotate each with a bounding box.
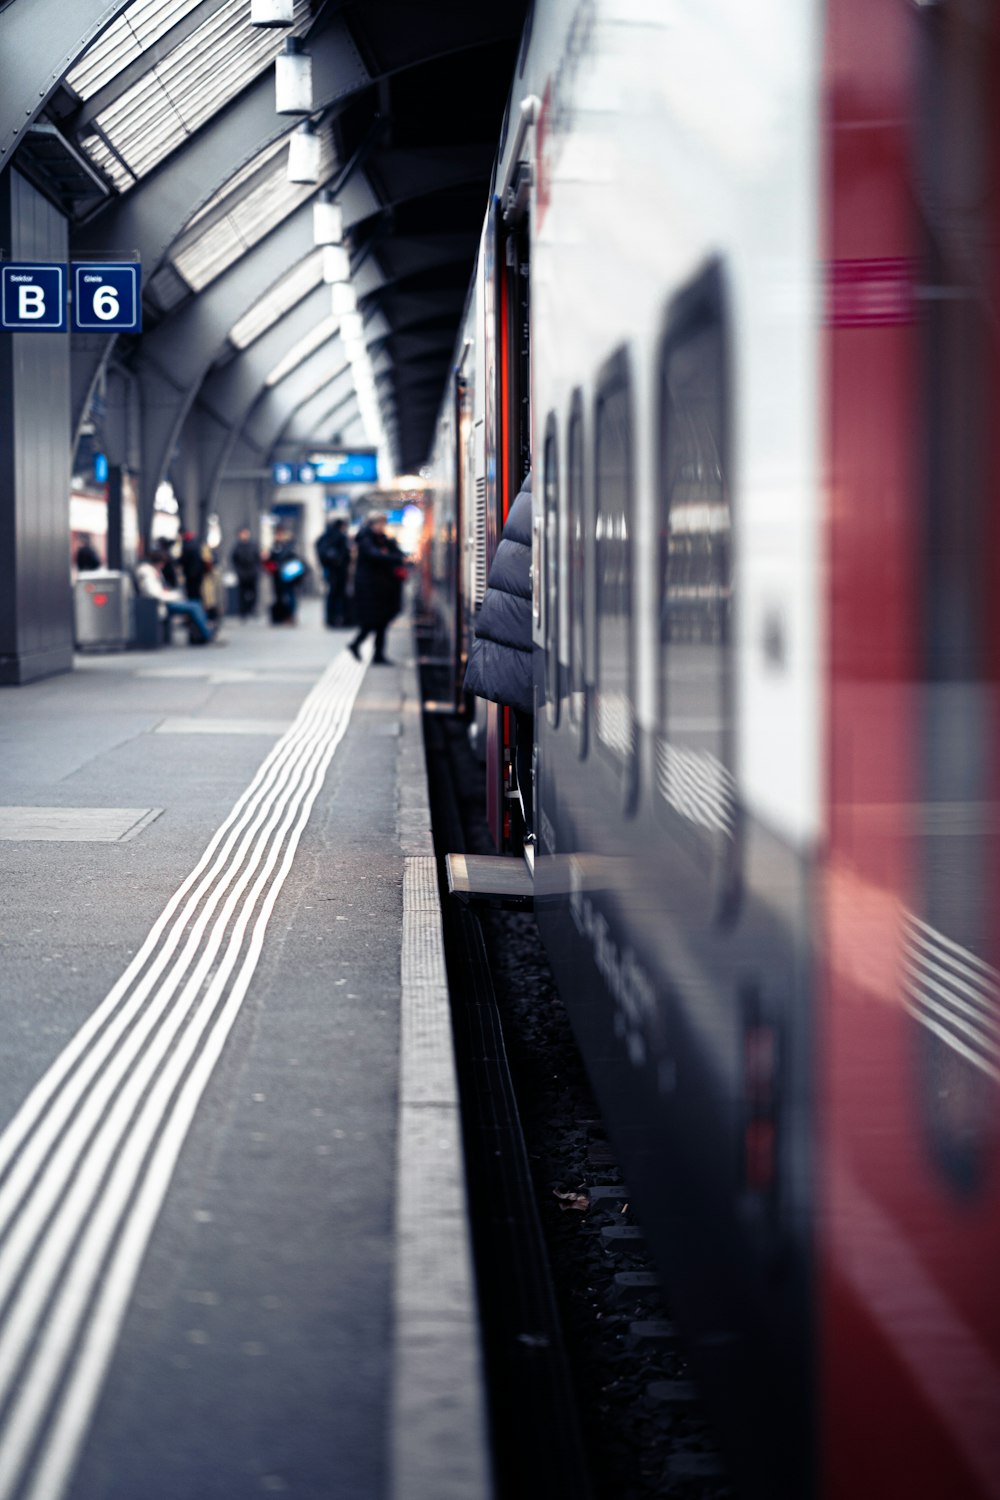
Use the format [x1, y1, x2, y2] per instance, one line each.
[314, 452, 378, 484]
[0, 263, 67, 331]
[93, 452, 109, 484]
[72, 263, 141, 332]
[272, 453, 378, 486]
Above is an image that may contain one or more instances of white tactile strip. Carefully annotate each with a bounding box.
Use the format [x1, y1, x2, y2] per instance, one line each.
[0, 808, 162, 842]
[0, 645, 369, 1500]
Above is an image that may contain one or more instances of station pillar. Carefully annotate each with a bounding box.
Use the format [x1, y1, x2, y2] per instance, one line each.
[0, 169, 74, 684]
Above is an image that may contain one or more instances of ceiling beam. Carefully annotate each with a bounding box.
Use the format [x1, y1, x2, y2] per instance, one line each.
[0, 0, 133, 162]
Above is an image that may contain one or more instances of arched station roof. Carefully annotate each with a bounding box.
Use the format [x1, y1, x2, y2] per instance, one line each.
[0, 0, 531, 496]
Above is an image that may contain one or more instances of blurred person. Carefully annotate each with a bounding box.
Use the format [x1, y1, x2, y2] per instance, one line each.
[230, 525, 261, 621]
[135, 548, 215, 644]
[179, 531, 206, 603]
[463, 470, 534, 840]
[347, 514, 407, 665]
[153, 537, 179, 589]
[74, 535, 100, 572]
[200, 539, 220, 622]
[315, 516, 350, 628]
[264, 525, 306, 625]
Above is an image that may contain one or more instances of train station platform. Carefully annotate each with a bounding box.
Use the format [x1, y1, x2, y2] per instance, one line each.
[0, 601, 488, 1500]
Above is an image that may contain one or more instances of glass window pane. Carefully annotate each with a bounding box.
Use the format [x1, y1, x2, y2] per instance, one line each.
[657, 271, 734, 859]
[595, 361, 634, 768]
[544, 419, 560, 725]
[568, 398, 586, 727]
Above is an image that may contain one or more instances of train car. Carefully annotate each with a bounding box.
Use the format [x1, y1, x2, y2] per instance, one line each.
[425, 1, 1000, 1495]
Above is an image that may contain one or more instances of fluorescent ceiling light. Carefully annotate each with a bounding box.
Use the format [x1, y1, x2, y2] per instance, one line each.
[251, 0, 293, 25]
[287, 120, 320, 183]
[322, 244, 350, 283]
[275, 37, 312, 113]
[330, 282, 357, 315]
[313, 192, 343, 245]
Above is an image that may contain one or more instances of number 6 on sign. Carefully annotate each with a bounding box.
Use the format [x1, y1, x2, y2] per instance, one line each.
[71, 264, 142, 333]
[94, 286, 120, 321]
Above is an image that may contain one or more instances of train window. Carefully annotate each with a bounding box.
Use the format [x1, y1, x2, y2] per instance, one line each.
[543, 416, 560, 726]
[656, 261, 736, 881]
[567, 392, 587, 748]
[594, 349, 637, 808]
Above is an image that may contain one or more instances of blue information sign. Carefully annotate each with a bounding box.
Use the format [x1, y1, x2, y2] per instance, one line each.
[272, 452, 378, 487]
[72, 263, 142, 332]
[0, 263, 67, 331]
[313, 452, 378, 483]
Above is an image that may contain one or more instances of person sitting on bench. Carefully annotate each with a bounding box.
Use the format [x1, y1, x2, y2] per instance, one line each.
[135, 549, 215, 644]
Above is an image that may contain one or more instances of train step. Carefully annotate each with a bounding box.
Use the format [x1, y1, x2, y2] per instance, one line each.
[445, 851, 533, 908]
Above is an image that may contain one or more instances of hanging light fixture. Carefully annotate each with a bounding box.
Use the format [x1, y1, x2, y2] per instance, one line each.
[275, 37, 312, 114]
[287, 120, 320, 183]
[313, 189, 343, 246]
[330, 281, 357, 316]
[250, 0, 293, 25]
[322, 244, 350, 283]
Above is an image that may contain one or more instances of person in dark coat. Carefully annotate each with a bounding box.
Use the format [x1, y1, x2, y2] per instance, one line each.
[264, 525, 305, 624]
[315, 517, 350, 628]
[230, 526, 261, 620]
[153, 538, 180, 589]
[347, 514, 406, 664]
[74, 536, 101, 572]
[179, 531, 206, 602]
[464, 471, 534, 837]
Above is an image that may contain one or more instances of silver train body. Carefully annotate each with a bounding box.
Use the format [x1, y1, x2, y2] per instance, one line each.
[423, 3, 1000, 1497]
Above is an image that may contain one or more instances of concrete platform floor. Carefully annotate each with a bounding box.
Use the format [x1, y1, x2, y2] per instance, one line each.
[0, 601, 488, 1500]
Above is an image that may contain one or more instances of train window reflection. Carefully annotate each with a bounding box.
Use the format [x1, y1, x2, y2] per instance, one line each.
[656, 263, 735, 870]
[543, 416, 560, 726]
[567, 392, 587, 746]
[594, 351, 636, 801]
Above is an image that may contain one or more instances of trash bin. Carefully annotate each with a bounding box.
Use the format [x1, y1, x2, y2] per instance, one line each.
[74, 570, 131, 650]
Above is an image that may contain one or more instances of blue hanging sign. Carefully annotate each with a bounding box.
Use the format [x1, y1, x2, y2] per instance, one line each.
[312, 452, 378, 483]
[71, 263, 142, 333]
[272, 453, 378, 486]
[0, 263, 68, 331]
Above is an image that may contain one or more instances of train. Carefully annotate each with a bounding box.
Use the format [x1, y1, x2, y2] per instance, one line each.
[420, 1, 1000, 1497]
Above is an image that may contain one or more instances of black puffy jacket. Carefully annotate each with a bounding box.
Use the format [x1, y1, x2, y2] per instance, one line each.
[464, 474, 533, 715]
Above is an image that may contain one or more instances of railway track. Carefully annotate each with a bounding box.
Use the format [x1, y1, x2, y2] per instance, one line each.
[419, 669, 734, 1500]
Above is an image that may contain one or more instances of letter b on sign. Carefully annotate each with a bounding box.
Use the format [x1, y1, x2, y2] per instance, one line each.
[0, 265, 67, 331]
[18, 285, 45, 320]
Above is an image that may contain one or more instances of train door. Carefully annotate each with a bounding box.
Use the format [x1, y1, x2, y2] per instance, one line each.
[484, 166, 532, 851]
